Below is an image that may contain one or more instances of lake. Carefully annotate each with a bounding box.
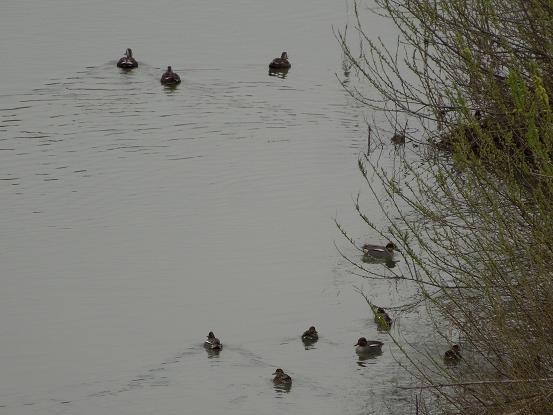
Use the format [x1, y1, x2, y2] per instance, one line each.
[0, 1, 427, 413]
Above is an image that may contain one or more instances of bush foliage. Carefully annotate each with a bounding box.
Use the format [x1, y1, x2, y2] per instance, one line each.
[340, 1, 553, 413]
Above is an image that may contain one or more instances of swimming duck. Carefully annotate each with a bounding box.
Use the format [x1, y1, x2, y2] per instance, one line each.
[301, 326, 319, 343]
[204, 331, 222, 350]
[355, 337, 384, 355]
[272, 368, 292, 386]
[269, 52, 291, 70]
[362, 242, 397, 259]
[444, 345, 461, 364]
[160, 66, 181, 85]
[391, 132, 406, 145]
[374, 307, 392, 328]
[117, 48, 138, 69]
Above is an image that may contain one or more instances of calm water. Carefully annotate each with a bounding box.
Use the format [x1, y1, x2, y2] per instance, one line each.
[1, 1, 428, 414]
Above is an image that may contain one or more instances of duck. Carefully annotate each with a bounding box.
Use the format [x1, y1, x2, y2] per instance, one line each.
[272, 368, 292, 386]
[301, 326, 319, 343]
[355, 337, 384, 355]
[204, 331, 222, 350]
[444, 345, 461, 364]
[160, 66, 181, 85]
[391, 132, 406, 145]
[117, 48, 138, 69]
[269, 52, 291, 70]
[374, 307, 392, 328]
[362, 241, 397, 259]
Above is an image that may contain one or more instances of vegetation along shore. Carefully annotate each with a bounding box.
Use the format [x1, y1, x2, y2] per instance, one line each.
[339, 0, 553, 413]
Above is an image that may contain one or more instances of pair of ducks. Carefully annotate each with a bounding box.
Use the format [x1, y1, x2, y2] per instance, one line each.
[287, 327, 384, 387]
[302, 326, 385, 356]
[203, 331, 294, 388]
[204, 327, 318, 349]
[116, 48, 181, 86]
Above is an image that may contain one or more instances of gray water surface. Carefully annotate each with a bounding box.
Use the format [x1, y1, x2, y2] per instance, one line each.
[1, 1, 425, 414]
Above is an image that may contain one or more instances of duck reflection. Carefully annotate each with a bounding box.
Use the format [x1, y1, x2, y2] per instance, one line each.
[204, 347, 221, 359]
[361, 254, 397, 269]
[302, 339, 317, 350]
[268, 68, 289, 79]
[162, 84, 180, 94]
[356, 352, 382, 367]
[356, 348, 383, 367]
[273, 382, 292, 393]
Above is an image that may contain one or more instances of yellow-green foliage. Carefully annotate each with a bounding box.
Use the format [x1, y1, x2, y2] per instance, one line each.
[340, 0, 553, 413]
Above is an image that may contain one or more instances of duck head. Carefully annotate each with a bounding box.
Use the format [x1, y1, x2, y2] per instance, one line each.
[377, 307, 386, 314]
[126, 48, 133, 58]
[385, 242, 396, 252]
[167, 66, 173, 73]
[355, 337, 368, 347]
[281, 52, 288, 60]
[273, 368, 285, 376]
[207, 331, 215, 339]
[307, 326, 317, 334]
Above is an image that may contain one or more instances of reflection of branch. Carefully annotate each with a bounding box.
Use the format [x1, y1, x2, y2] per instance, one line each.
[334, 237, 468, 289]
[399, 377, 553, 389]
[353, 285, 426, 313]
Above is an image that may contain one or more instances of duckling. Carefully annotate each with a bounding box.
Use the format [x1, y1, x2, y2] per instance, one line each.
[362, 241, 397, 259]
[272, 368, 292, 386]
[444, 345, 461, 364]
[355, 337, 384, 355]
[160, 66, 181, 86]
[204, 331, 222, 350]
[117, 48, 138, 69]
[374, 307, 392, 328]
[301, 326, 319, 343]
[269, 52, 291, 70]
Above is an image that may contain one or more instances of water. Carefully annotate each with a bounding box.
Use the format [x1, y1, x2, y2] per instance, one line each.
[0, 1, 427, 413]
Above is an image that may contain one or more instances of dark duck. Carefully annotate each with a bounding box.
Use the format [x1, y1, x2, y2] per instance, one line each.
[160, 66, 181, 86]
[204, 331, 222, 350]
[444, 345, 461, 364]
[117, 48, 138, 69]
[301, 326, 319, 343]
[272, 368, 292, 387]
[269, 52, 291, 70]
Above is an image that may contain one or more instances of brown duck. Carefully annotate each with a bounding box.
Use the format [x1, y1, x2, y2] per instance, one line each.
[160, 66, 181, 85]
[269, 52, 291, 70]
[117, 48, 138, 69]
